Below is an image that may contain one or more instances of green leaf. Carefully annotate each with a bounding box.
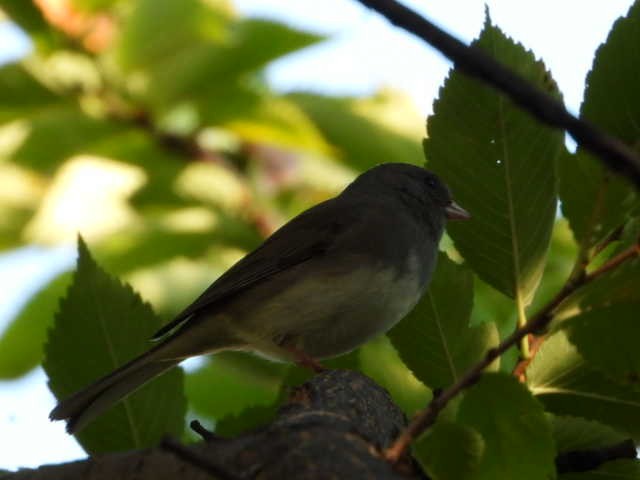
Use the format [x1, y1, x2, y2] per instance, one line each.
[528, 331, 640, 439]
[426, 16, 562, 304]
[581, 2, 640, 149]
[10, 106, 124, 174]
[0, 163, 44, 249]
[117, 0, 321, 110]
[0, 271, 71, 379]
[74, 129, 188, 209]
[560, 460, 640, 480]
[414, 421, 484, 480]
[389, 253, 499, 389]
[0, 0, 46, 32]
[559, 150, 637, 251]
[457, 373, 555, 480]
[357, 337, 430, 415]
[0, 64, 57, 121]
[552, 415, 630, 453]
[559, 2, 640, 250]
[0, 0, 59, 49]
[70, 0, 123, 12]
[564, 303, 640, 388]
[290, 90, 425, 171]
[220, 95, 330, 153]
[43, 237, 185, 454]
[185, 352, 285, 422]
[207, 18, 323, 78]
[116, 0, 231, 72]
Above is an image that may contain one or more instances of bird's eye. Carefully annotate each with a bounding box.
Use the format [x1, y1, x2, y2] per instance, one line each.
[426, 178, 437, 188]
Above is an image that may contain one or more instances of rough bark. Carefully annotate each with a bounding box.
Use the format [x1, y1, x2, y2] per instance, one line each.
[6, 370, 424, 480]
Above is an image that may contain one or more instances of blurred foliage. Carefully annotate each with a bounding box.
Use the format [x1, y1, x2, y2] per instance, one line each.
[1, 0, 640, 477]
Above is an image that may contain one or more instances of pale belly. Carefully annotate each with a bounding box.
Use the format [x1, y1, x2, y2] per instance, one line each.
[232, 256, 426, 359]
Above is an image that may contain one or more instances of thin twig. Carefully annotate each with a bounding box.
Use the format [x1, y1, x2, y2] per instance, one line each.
[385, 243, 640, 463]
[587, 242, 640, 278]
[355, 0, 640, 188]
[161, 436, 243, 480]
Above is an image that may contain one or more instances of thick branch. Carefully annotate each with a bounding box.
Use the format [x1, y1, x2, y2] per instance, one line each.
[355, 0, 640, 188]
[6, 371, 420, 480]
[5, 371, 636, 478]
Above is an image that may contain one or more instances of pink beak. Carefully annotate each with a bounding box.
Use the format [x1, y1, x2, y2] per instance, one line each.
[445, 201, 471, 220]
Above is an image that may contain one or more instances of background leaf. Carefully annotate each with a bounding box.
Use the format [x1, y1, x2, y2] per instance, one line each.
[185, 352, 285, 423]
[0, 271, 71, 379]
[43, 238, 185, 454]
[290, 90, 424, 170]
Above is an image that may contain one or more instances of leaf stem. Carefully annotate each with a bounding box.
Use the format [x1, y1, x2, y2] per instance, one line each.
[515, 293, 530, 358]
[384, 243, 639, 464]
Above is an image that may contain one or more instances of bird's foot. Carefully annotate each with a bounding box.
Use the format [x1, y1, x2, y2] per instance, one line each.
[285, 346, 327, 373]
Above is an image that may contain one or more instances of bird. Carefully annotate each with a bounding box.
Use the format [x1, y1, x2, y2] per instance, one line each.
[50, 162, 469, 433]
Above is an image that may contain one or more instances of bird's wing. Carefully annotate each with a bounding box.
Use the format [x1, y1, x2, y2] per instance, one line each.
[151, 197, 360, 340]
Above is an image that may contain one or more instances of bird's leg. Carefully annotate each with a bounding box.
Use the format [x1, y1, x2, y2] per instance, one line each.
[275, 333, 326, 373]
[288, 346, 327, 373]
[280, 343, 326, 373]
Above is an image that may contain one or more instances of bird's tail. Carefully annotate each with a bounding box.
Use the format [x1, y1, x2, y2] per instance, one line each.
[49, 341, 182, 434]
[49, 319, 242, 434]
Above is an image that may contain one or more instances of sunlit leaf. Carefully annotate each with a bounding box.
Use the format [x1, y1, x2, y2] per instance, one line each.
[223, 96, 330, 153]
[24, 155, 145, 244]
[290, 90, 424, 171]
[44, 238, 185, 454]
[359, 336, 430, 415]
[427, 15, 562, 304]
[528, 331, 640, 439]
[70, 0, 123, 12]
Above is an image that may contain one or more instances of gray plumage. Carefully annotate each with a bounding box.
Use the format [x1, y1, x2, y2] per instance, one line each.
[50, 162, 468, 433]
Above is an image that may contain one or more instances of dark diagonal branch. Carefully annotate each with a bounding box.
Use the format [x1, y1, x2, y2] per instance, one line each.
[355, 0, 640, 188]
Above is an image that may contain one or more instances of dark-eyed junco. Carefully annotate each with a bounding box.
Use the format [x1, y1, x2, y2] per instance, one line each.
[50, 162, 469, 433]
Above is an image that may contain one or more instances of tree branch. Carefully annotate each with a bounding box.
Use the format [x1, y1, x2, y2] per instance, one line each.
[355, 0, 640, 188]
[6, 371, 419, 480]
